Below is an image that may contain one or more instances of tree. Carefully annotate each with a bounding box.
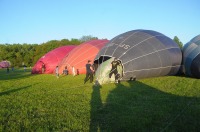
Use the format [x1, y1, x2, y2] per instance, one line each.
[70, 38, 81, 45]
[79, 35, 98, 42]
[173, 36, 183, 49]
[0, 38, 83, 67]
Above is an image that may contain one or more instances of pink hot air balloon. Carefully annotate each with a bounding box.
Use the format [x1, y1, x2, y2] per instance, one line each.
[0, 61, 10, 68]
[32, 45, 76, 74]
[58, 39, 109, 75]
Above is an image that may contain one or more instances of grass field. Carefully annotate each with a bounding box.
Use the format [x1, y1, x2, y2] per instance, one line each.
[0, 68, 200, 131]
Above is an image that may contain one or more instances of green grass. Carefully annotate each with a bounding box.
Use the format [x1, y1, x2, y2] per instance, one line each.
[1, 68, 200, 131]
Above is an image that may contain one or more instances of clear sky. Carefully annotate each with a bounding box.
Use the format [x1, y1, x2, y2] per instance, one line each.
[0, 0, 199, 44]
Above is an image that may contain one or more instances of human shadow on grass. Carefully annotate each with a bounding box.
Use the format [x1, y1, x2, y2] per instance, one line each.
[90, 85, 103, 132]
[89, 81, 200, 132]
[0, 83, 38, 96]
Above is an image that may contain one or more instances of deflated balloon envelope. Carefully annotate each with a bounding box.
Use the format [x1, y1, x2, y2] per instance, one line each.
[32, 45, 76, 74]
[58, 39, 109, 75]
[183, 35, 200, 78]
[94, 29, 182, 84]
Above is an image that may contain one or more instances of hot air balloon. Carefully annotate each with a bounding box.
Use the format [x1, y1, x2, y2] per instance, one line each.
[94, 30, 182, 84]
[32, 45, 76, 74]
[0, 61, 10, 68]
[58, 39, 109, 75]
[183, 35, 200, 78]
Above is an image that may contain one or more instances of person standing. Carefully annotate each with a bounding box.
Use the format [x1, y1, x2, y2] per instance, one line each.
[7, 67, 9, 73]
[55, 66, 59, 78]
[42, 63, 45, 73]
[63, 66, 68, 75]
[12, 66, 14, 71]
[24, 65, 26, 72]
[76, 69, 79, 75]
[72, 66, 76, 76]
[109, 58, 121, 83]
[84, 60, 94, 84]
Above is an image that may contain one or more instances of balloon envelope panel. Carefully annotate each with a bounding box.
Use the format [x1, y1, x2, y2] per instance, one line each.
[94, 30, 182, 82]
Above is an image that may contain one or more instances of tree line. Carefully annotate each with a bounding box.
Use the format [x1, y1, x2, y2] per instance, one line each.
[0, 36, 182, 67]
[0, 35, 99, 67]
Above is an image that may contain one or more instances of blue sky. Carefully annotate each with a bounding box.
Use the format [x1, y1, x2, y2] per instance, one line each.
[0, 0, 199, 44]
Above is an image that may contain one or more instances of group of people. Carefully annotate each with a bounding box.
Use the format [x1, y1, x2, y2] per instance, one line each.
[55, 66, 69, 78]
[55, 65, 80, 78]
[5, 66, 15, 73]
[54, 57, 122, 83]
[84, 58, 122, 84]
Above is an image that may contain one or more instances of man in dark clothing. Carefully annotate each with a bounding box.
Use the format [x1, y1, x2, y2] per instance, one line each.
[7, 67, 9, 73]
[109, 58, 121, 83]
[84, 60, 94, 84]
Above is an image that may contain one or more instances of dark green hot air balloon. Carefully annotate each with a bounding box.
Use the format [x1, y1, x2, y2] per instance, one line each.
[183, 35, 200, 78]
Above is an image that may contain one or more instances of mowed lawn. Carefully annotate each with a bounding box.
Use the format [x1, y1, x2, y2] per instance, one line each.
[1, 68, 200, 131]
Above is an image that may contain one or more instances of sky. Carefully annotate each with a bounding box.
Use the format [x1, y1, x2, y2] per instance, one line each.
[0, 0, 199, 44]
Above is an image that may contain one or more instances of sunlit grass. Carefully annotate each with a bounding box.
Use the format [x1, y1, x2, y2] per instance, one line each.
[0, 68, 200, 131]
